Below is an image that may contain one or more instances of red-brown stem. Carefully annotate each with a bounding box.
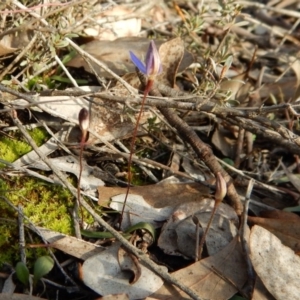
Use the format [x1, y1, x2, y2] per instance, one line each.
[119, 79, 154, 228]
[198, 199, 221, 260]
[77, 134, 86, 224]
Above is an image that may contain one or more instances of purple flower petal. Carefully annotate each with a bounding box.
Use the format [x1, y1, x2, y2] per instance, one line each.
[129, 51, 147, 74]
[145, 40, 162, 77]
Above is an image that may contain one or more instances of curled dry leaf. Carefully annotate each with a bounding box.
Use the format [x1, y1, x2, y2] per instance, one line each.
[220, 73, 249, 101]
[2, 273, 16, 294]
[250, 225, 300, 300]
[211, 123, 237, 158]
[117, 246, 141, 285]
[181, 157, 205, 181]
[82, 242, 165, 299]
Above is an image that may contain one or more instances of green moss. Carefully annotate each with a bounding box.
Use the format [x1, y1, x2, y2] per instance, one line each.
[0, 127, 79, 267]
[0, 127, 48, 167]
[0, 176, 75, 266]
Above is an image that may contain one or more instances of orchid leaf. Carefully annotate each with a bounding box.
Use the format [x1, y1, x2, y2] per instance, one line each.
[15, 262, 29, 286]
[33, 255, 54, 285]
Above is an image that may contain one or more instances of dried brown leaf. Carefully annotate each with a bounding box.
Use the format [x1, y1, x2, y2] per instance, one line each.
[157, 37, 185, 87]
[98, 183, 210, 208]
[36, 227, 104, 260]
[148, 235, 247, 300]
[250, 225, 300, 300]
[248, 215, 300, 252]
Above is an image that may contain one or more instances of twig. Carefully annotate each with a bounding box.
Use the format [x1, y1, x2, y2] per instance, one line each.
[2, 82, 300, 157]
[54, 56, 78, 88]
[18, 204, 26, 265]
[198, 200, 219, 259]
[198, 172, 227, 259]
[217, 157, 285, 194]
[239, 179, 255, 298]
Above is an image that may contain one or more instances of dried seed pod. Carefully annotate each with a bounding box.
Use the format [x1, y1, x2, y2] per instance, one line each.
[78, 108, 90, 142]
[215, 172, 227, 203]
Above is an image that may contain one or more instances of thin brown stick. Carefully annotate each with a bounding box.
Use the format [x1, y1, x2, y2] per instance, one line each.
[198, 200, 220, 259]
[239, 179, 255, 298]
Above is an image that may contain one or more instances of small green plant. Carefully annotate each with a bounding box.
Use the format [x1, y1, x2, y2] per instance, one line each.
[15, 261, 29, 286]
[15, 255, 54, 288]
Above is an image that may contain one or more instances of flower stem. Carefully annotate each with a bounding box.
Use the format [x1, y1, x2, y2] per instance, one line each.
[77, 132, 87, 225]
[120, 79, 154, 228]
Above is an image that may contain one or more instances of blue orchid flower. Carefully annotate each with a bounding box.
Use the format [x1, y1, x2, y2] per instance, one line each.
[129, 40, 162, 80]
